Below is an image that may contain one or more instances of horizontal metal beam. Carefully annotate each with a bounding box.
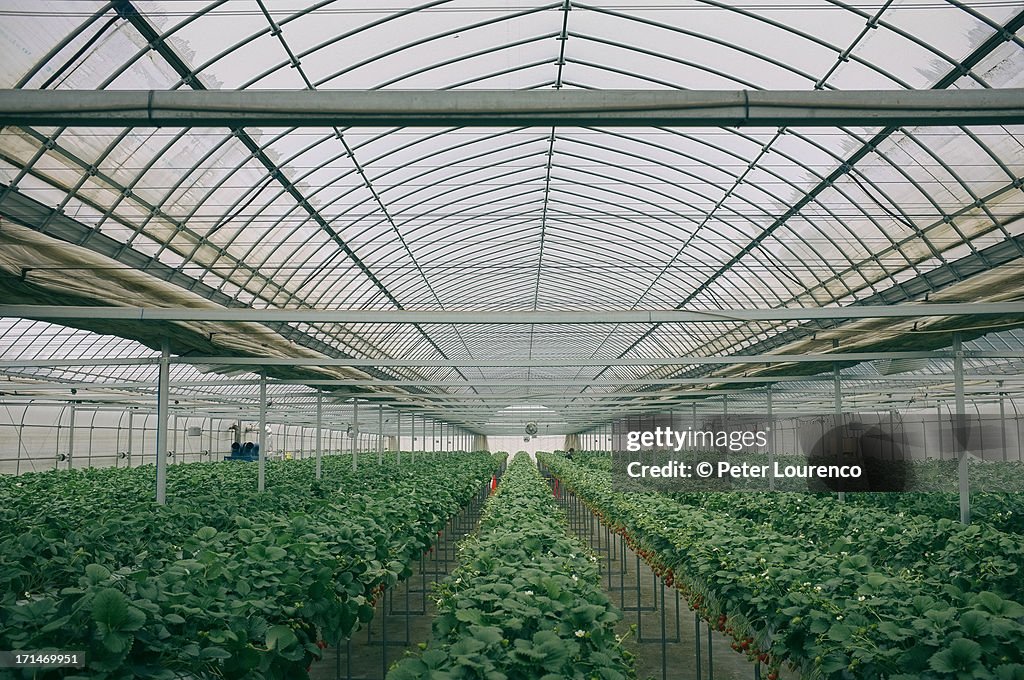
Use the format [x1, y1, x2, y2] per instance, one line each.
[1, 350, 1021, 370]
[7, 374, 1018, 390]
[2, 302, 1022, 324]
[2, 89, 1024, 128]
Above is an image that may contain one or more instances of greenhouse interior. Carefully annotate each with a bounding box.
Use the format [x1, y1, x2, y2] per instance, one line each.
[1, 1, 1024, 679]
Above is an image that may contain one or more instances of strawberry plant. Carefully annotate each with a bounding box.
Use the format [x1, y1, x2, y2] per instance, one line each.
[0, 453, 497, 679]
[389, 453, 634, 680]
[539, 453, 1024, 680]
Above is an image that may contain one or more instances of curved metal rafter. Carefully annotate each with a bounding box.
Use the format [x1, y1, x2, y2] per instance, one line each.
[0, 1, 1023, 431]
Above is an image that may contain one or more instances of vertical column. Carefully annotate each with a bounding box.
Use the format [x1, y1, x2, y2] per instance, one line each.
[127, 409, 134, 468]
[156, 338, 170, 504]
[258, 369, 267, 492]
[397, 410, 403, 464]
[378, 402, 384, 465]
[834, 339, 845, 503]
[352, 398, 359, 472]
[315, 390, 323, 480]
[954, 333, 969, 524]
[208, 416, 214, 461]
[999, 385, 1007, 462]
[67, 400, 76, 470]
[16, 411, 25, 476]
[767, 385, 775, 492]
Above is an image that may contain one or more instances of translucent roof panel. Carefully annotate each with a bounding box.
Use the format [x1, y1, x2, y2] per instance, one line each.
[1, 0, 1023, 432]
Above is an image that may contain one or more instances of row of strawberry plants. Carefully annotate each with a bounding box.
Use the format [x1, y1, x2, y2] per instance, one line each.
[539, 453, 1024, 680]
[846, 491, 1024, 535]
[0, 453, 498, 679]
[0, 456, 444, 597]
[572, 451, 1024, 533]
[0, 452, 445, 539]
[389, 453, 634, 680]
[668, 490, 1024, 598]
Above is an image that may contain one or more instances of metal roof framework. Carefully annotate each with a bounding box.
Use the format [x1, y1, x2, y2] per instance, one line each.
[0, 0, 1023, 436]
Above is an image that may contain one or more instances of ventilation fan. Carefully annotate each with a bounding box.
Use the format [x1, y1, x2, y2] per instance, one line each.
[524, 421, 538, 436]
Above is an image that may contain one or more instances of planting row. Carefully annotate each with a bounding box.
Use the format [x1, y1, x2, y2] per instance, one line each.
[0, 452, 444, 538]
[669, 490, 1024, 598]
[0, 453, 500, 679]
[846, 491, 1024, 536]
[539, 453, 1024, 680]
[389, 453, 634, 680]
[572, 450, 1024, 534]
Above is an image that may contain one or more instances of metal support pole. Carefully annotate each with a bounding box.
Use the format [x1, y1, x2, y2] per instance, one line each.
[378, 402, 384, 465]
[127, 409, 133, 467]
[954, 333, 969, 524]
[156, 338, 169, 504]
[15, 410, 25, 476]
[352, 398, 359, 471]
[397, 411, 402, 464]
[315, 390, 322, 480]
[767, 385, 775, 491]
[258, 370, 267, 492]
[67, 400, 76, 470]
[999, 387, 1007, 462]
[834, 339, 845, 503]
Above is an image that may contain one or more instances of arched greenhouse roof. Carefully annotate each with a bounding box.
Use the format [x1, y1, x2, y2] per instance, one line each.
[1, 0, 1023, 435]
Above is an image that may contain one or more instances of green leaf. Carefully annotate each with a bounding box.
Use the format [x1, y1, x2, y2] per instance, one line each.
[973, 592, 1024, 617]
[92, 588, 146, 632]
[994, 664, 1024, 680]
[85, 563, 111, 584]
[421, 648, 448, 669]
[469, 625, 503, 646]
[532, 629, 570, 667]
[265, 546, 288, 560]
[828, 623, 853, 643]
[450, 637, 486, 657]
[101, 631, 133, 654]
[200, 646, 231, 659]
[455, 608, 484, 625]
[929, 639, 983, 674]
[195, 526, 218, 541]
[818, 653, 849, 674]
[164, 613, 186, 625]
[959, 610, 991, 637]
[389, 658, 430, 679]
[265, 624, 298, 650]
